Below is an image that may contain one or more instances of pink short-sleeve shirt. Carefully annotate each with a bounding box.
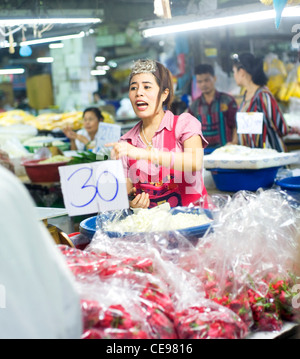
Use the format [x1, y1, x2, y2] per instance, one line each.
[120, 111, 208, 199]
[121, 110, 208, 149]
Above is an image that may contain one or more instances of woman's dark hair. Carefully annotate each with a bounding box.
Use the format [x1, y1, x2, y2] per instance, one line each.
[195, 64, 215, 77]
[83, 107, 104, 122]
[233, 53, 268, 86]
[154, 61, 174, 111]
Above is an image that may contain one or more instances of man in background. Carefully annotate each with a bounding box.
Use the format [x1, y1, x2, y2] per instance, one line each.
[188, 64, 238, 151]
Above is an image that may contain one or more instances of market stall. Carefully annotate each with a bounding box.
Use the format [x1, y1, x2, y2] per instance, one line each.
[57, 189, 300, 340]
[1, 0, 300, 341]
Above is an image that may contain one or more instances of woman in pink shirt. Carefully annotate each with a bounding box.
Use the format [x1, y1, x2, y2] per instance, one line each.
[107, 59, 208, 209]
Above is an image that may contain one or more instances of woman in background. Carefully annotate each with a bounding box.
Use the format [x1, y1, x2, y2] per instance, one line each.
[232, 53, 289, 152]
[63, 107, 104, 151]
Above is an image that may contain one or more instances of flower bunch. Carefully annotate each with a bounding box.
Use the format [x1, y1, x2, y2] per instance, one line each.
[200, 271, 254, 329]
[59, 244, 299, 339]
[268, 276, 300, 322]
[58, 245, 155, 280]
[81, 300, 148, 339]
[212, 294, 253, 330]
[60, 246, 176, 339]
[247, 288, 283, 332]
[174, 302, 248, 339]
[200, 268, 300, 332]
[139, 282, 177, 339]
[58, 246, 107, 278]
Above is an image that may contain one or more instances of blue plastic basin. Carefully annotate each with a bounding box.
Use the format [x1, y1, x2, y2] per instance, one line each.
[208, 167, 280, 192]
[276, 176, 300, 202]
[80, 208, 213, 243]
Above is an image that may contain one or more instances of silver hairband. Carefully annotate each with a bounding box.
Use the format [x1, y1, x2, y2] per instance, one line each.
[130, 59, 158, 76]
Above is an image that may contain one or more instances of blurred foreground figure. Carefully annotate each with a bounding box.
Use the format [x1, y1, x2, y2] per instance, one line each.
[0, 165, 82, 339]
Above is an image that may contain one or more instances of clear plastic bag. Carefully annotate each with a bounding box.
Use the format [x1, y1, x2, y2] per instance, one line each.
[174, 298, 248, 339]
[195, 189, 300, 331]
[59, 188, 300, 338]
[58, 245, 177, 339]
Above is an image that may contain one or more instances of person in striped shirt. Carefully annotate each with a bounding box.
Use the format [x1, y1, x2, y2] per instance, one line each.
[232, 53, 289, 152]
[188, 64, 238, 152]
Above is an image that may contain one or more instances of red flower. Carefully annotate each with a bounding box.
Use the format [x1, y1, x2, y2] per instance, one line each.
[140, 282, 175, 321]
[81, 300, 102, 330]
[174, 304, 248, 340]
[145, 308, 177, 339]
[98, 304, 134, 330]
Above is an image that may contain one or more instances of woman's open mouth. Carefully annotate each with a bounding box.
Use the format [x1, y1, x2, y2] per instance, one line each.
[136, 101, 148, 111]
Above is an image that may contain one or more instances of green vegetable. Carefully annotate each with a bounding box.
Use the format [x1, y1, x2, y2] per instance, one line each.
[67, 149, 110, 165]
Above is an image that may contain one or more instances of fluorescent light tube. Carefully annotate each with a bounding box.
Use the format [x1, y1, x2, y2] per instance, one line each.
[91, 69, 106, 76]
[96, 65, 110, 71]
[143, 6, 300, 37]
[0, 18, 101, 26]
[95, 56, 106, 63]
[37, 57, 54, 63]
[0, 68, 25, 75]
[143, 10, 275, 37]
[49, 43, 64, 49]
[20, 31, 85, 46]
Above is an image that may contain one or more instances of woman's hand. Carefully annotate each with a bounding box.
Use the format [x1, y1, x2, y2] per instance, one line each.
[63, 126, 89, 146]
[105, 141, 147, 160]
[63, 125, 77, 141]
[129, 187, 150, 209]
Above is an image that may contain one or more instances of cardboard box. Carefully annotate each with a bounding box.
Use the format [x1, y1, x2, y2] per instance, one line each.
[0, 82, 14, 107]
[26, 74, 54, 110]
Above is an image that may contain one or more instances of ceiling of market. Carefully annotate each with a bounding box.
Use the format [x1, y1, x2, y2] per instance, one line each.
[0, 0, 260, 37]
[0, 0, 297, 75]
[0, 1, 265, 63]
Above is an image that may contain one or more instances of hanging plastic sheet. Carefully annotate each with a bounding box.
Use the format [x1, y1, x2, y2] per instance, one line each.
[260, 0, 300, 28]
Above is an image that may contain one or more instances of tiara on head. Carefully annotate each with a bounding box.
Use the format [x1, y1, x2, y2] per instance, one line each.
[130, 59, 158, 76]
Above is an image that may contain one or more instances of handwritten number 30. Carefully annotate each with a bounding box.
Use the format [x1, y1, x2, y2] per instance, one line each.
[67, 167, 119, 208]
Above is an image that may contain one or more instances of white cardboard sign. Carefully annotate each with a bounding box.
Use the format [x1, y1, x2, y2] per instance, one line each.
[59, 160, 129, 216]
[95, 122, 121, 153]
[237, 112, 264, 135]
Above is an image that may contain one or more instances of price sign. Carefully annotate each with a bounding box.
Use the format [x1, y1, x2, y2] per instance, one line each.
[95, 123, 121, 153]
[59, 160, 129, 216]
[237, 112, 264, 135]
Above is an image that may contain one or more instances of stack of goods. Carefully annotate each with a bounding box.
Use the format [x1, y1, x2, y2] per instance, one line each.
[59, 189, 300, 339]
[204, 145, 299, 170]
[204, 145, 299, 191]
[264, 53, 289, 99]
[0, 110, 35, 127]
[25, 112, 84, 132]
[277, 64, 300, 103]
[0, 110, 114, 133]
